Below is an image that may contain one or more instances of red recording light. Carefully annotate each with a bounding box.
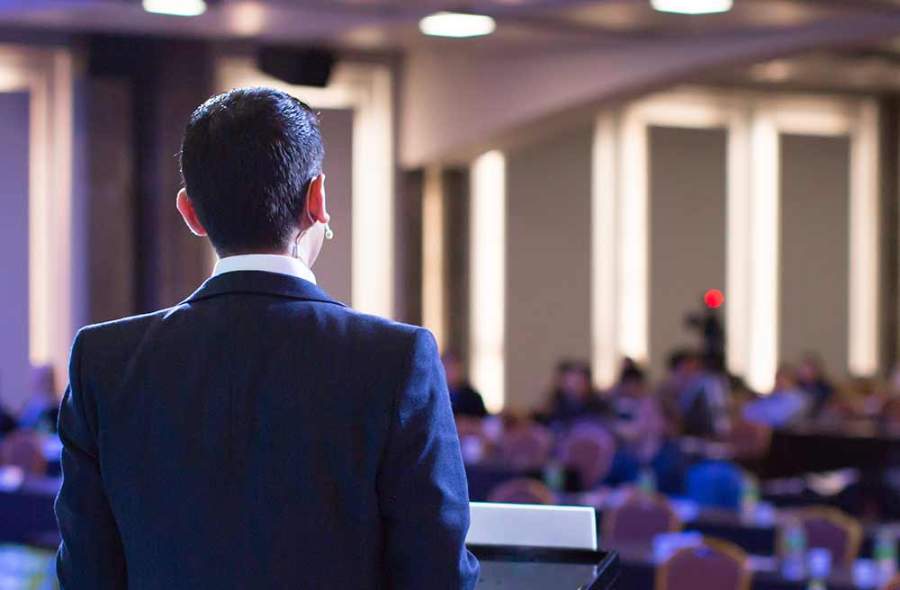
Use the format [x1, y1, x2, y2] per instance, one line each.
[704, 289, 725, 309]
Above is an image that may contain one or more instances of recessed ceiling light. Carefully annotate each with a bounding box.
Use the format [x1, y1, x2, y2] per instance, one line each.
[651, 0, 733, 15]
[143, 0, 207, 17]
[419, 12, 496, 38]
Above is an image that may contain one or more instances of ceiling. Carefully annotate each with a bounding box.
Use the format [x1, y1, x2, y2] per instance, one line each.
[0, 0, 899, 53]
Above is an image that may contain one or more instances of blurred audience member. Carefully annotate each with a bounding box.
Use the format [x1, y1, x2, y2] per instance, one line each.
[18, 364, 59, 433]
[796, 353, 835, 418]
[607, 360, 685, 494]
[539, 360, 608, 427]
[863, 371, 900, 426]
[0, 406, 15, 438]
[685, 296, 725, 372]
[672, 351, 730, 438]
[656, 349, 700, 432]
[867, 366, 900, 423]
[441, 351, 488, 418]
[610, 361, 665, 463]
[684, 460, 743, 510]
[743, 365, 810, 428]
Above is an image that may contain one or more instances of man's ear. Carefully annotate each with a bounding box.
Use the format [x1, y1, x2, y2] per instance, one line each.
[176, 188, 208, 237]
[304, 174, 330, 225]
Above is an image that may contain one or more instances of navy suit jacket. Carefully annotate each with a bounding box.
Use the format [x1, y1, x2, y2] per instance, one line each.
[55, 271, 479, 589]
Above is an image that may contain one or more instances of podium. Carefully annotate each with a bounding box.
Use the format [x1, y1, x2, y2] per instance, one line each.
[467, 503, 619, 589]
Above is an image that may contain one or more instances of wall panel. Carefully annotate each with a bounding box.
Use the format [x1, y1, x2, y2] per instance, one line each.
[0, 91, 30, 410]
[648, 126, 727, 380]
[316, 108, 353, 304]
[780, 134, 850, 375]
[506, 126, 592, 411]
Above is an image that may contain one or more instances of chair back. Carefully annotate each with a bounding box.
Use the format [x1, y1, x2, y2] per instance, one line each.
[487, 478, 556, 505]
[656, 538, 751, 590]
[559, 424, 616, 490]
[498, 423, 554, 471]
[0, 430, 47, 475]
[883, 398, 900, 429]
[881, 573, 900, 590]
[788, 507, 862, 567]
[603, 489, 681, 546]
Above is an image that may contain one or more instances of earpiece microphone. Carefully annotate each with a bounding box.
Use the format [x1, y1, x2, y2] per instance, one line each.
[324, 223, 334, 240]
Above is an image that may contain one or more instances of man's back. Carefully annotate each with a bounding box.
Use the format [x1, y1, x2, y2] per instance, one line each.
[55, 271, 479, 589]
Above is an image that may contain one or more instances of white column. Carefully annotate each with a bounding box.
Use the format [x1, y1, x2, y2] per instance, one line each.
[618, 109, 649, 364]
[421, 166, 446, 351]
[848, 101, 880, 376]
[591, 113, 619, 388]
[726, 111, 752, 379]
[469, 151, 506, 413]
[746, 114, 781, 393]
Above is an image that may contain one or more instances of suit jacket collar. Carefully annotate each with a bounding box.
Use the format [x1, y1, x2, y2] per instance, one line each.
[181, 271, 346, 307]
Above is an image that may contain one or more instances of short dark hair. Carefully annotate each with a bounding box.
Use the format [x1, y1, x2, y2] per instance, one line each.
[180, 87, 324, 254]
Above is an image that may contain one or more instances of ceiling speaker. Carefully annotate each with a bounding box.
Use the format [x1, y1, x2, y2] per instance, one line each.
[257, 46, 336, 88]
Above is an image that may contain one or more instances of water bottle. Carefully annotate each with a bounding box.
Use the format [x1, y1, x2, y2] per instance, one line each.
[781, 517, 807, 581]
[874, 529, 897, 583]
[740, 473, 760, 522]
[638, 467, 657, 495]
[807, 547, 832, 589]
[543, 459, 565, 491]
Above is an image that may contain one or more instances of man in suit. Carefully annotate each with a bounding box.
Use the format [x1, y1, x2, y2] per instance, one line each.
[55, 87, 479, 589]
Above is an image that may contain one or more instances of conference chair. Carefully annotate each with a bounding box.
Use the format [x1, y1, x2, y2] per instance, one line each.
[782, 506, 863, 567]
[882, 397, 900, 430]
[0, 430, 47, 476]
[602, 489, 681, 547]
[881, 573, 900, 590]
[655, 538, 751, 590]
[487, 478, 556, 505]
[559, 423, 616, 490]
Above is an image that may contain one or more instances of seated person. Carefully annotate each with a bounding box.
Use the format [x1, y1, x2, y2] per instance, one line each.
[656, 349, 701, 433]
[18, 364, 59, 433]
[684, 459, 743, 510]
[0, 405, 15, 437]
[538, 360, 608, 428]
[796, 353, 835, 418]
[743, 366, 810, 428]
[442, 351, 488, 418]
[610, 361, 664, 461]
[607, 361, 684, 494]
[675, 353, 731, 438]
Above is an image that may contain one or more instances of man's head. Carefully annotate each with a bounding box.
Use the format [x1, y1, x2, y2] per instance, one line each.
[555, 360, 592, 399]
[668, 349, 700, 378]
[441, 351, 465, 389]
[178, 87, 329, 261]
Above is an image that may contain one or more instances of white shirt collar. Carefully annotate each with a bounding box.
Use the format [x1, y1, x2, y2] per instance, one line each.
[212, 254, 317, 285]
